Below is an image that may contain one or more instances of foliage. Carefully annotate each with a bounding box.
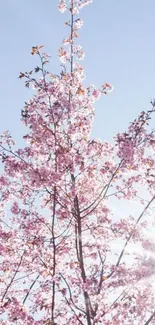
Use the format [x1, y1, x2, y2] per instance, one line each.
[1, 1, 155, 324]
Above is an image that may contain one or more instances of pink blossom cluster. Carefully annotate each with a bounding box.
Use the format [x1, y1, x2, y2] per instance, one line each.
[58, 0, 93, 14]
[117, 136, 135, 163]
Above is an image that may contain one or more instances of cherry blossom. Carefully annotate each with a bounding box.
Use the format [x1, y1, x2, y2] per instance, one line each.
[1, 1, 155, 325]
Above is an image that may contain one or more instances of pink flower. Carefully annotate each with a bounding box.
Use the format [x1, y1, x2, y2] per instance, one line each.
[11, 201, 20, 215]
[58, 0, 67, 13]
[75, 18, 83, 29]
[92, 89, 101, 100]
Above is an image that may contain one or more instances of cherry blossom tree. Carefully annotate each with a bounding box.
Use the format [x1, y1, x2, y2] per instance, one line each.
[1, 1, 155, 324]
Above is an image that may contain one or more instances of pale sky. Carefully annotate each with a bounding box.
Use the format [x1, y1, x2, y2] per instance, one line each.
[1, 0, 155, 145]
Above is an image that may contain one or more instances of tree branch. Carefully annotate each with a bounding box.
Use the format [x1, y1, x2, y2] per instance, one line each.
[144, 311, 155, 325]
[23, 274, 40, 304]
[1, 250, 25, 302]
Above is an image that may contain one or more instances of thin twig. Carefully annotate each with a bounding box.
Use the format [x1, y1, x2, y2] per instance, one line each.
[144, 312, 155, 325]
[60, 272, 86, 315]
[23, 275, 40, 304]
[1, 250, 25, 302]
[107, 195, 155, 279]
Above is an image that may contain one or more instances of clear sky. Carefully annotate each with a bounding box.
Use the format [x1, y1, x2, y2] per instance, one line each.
[1, 0, 155, 145]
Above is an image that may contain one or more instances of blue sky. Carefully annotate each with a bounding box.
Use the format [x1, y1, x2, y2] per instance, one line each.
[1, 0, 155, 145]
